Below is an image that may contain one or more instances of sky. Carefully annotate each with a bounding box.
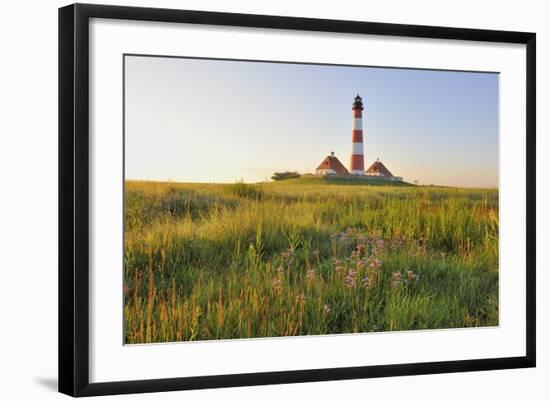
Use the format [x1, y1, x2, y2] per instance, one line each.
[124, 55, 499, 188]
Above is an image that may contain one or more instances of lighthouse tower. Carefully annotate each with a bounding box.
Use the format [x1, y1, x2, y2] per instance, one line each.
[350, 94, 365, 175]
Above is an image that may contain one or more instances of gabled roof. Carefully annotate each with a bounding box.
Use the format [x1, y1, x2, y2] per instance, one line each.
[316, 155, 349, 174]
[366, 160, 394, 177]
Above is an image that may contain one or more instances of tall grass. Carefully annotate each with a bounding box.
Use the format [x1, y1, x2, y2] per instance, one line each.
[124, 179, 498, 343]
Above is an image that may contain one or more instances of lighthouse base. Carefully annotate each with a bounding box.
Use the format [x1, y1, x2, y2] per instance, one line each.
[325, 174, 403, 182]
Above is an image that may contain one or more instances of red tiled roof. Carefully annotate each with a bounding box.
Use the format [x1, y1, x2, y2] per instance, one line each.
[316, 156, 349, 174]
[366, 160, 394, 177]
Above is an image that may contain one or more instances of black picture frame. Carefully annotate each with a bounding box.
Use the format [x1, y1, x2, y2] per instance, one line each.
[59, 3, 536, 397]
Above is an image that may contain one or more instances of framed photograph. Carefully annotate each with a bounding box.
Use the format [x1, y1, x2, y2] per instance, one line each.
[58, 3, 536, 397]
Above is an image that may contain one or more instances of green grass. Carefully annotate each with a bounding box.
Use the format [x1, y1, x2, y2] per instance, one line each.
[276, 175, 414, 186]
[124, 179, 499, 343]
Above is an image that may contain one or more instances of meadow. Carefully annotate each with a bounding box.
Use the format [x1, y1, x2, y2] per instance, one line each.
[124, 177, 499, 343]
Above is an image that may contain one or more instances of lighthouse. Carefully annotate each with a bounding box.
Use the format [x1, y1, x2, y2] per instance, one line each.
[350, 94, 365, 175]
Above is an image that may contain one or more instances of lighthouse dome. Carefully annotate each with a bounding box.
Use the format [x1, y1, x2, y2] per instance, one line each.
[352, 94, 364, 110]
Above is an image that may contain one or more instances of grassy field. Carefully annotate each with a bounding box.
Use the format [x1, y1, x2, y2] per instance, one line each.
[124, 178, 499, 344]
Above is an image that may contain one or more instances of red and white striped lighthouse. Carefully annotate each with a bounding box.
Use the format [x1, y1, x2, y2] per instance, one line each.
[350, 94, 365, 175]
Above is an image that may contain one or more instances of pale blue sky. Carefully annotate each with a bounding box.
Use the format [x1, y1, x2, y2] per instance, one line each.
[125, 55, 499, 188]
